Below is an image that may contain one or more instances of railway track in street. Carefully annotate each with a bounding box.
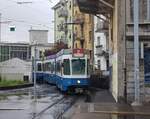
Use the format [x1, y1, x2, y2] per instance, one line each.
[31, 95, 78, 119]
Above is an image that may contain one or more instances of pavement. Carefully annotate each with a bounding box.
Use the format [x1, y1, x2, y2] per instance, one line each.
[71, 89, 150, 119]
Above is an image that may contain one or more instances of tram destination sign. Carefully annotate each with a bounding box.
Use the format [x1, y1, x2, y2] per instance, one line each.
[73, 49, 84, 58]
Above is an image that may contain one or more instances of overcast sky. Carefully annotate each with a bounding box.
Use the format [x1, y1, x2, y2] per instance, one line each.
[0, 0, 59, 43]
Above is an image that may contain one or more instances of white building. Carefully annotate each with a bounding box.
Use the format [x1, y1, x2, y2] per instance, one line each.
[0, 58, 32, 82]
[94, 16, 109, 72]
[29, 29, 54, 59]
[29, 30, 48, 44]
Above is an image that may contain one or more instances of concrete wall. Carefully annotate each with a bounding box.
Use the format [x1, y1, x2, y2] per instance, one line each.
[109, 0, 126, 102]
[0, 58, 32, 82]
[0, 73, 24, 81]
[126, 40, 145, 102]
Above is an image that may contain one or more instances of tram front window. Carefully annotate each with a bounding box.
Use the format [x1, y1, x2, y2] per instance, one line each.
[72, 59, 85, 75]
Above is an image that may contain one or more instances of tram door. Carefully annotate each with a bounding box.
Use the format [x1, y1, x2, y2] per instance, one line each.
[144, 48, 150, 84]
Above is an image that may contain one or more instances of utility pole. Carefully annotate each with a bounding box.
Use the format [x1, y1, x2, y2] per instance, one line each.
[33, 43, 37, 102]
[147, 0, 150, 21]
[0, 13, 1, 42]
[132, 0, 141, 106]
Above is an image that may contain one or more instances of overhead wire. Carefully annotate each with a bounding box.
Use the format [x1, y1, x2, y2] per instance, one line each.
[1, 16, 53, 29]
[0, 0, 54, 29]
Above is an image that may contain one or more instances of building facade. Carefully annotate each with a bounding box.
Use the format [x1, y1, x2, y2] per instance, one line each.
[77, 0, 150, 103]
[0, 58, 32, 82]
[94, 16, 109, 72]
[53, 0, 94, 53]
[0, 42, 31, 62]
[29, 29, 54, 60]
[30, 43, 53, 60]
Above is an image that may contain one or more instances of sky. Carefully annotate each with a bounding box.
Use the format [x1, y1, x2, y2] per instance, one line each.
[0, 0, 59, 43]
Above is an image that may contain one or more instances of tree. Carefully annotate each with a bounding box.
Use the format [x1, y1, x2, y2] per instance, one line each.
[44, 41, 68, 57]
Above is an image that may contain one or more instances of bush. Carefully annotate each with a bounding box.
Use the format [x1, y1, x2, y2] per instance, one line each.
[0, 80, 26, 87]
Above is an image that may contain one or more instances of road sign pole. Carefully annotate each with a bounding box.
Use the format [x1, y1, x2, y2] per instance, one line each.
[34, 44, 37, 102]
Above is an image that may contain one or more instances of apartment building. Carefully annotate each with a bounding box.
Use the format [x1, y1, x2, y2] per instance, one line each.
[53, 0, 94, 52]
[77, 0, 150, 103]
[94, 16, 109, 72]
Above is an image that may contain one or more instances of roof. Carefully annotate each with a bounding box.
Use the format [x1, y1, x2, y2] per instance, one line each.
[0, 58, 31, 67]
[29, 30, 48, 32]
[52, 1, 61, 10]
[0, 42, 29, 46]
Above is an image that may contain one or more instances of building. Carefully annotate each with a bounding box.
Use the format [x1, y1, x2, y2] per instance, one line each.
[29, 29, 54, 60]
[29, 30, 48, 44]
[0, 58, 32, 82]
[94, 16, 109, 72]
[52, 0, 94, 53]
[0, 42, 31, 62]
[52, 1, 70, 45]
[77, 0, 150, 103]
[30, 43, 54, 60]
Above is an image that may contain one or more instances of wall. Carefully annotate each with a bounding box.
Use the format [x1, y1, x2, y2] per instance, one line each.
[0, 58, 32, 82]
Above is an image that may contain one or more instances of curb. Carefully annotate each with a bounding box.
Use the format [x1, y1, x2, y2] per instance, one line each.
[0, 83, 33, 90]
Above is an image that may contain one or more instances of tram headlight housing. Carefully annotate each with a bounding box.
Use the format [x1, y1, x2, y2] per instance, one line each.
[77, 80, 81, 84]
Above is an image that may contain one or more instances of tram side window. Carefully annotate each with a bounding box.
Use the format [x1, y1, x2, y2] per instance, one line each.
[87, 59, 91, 75]
[63, 59, 70, 75]
[56, 61, 61, 73]
[43, 63, 46, 71]
[51, 62, 55, 73]
[47, 62, 51, 71]
[37, 63, 42, 71]
[45, 63, 48, 71]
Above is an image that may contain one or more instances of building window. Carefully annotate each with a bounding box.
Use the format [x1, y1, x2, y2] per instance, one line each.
[75, 43, 78, 48]
[97, 37, 100, 46]
[97, 60, 101, 70]
[69, 1, 71, 9]
[89, 31, 92, 42]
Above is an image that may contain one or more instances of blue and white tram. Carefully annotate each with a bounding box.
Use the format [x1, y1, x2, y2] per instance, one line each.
[37, 49, 90, 93]
[55, 50, 90, 93]
[36, 60, 44, 83]
[43, 55, 56, 84]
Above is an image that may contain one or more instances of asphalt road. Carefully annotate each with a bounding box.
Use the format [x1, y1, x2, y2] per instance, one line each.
[0, 84, 76, 119]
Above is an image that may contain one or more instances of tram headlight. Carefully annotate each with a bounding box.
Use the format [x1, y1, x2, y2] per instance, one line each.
[77, 80, 81, 84]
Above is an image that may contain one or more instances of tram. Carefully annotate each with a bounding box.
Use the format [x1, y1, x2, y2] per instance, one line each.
[36, 49, 90, 93]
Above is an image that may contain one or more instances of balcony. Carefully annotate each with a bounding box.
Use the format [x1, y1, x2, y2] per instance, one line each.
[57, 24, 65, 32]
[60, 36, 67, 44]
[96, 44, 103, 48]
[74, 32, 84, 41]
[73, 14, 84, 24]
[96, 21, 109, 32]
[96, 46, 108, 58]
[58, 8, 68, 18]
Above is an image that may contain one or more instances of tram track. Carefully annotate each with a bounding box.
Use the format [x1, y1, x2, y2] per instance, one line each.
[31, 95, 78, 119]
